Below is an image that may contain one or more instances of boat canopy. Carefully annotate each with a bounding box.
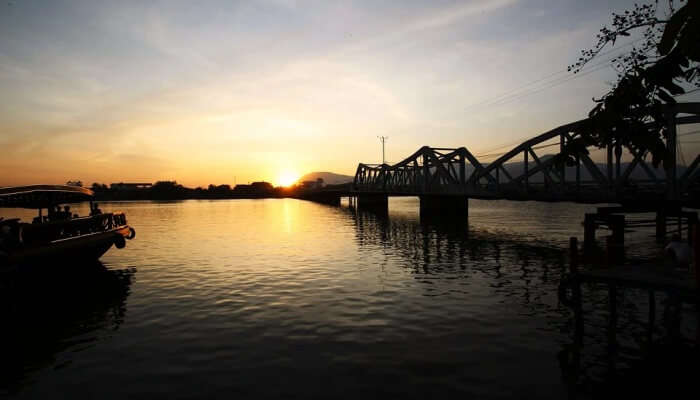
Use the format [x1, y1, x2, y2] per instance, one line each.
[0, 185, 94, 209]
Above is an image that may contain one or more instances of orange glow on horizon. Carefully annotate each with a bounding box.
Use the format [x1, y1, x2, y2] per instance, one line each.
[278, 170, 300, 187]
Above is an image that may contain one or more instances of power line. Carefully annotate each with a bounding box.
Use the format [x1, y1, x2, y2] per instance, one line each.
[476, 141, 561, 159]
[489, 63, 614, 109]
[476, 97, 699, 160]
[463, 39, 642, 113]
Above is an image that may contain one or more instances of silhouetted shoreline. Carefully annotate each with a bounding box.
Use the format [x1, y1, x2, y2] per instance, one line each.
[87, 180, 350, 201]
[88, 181, 285, 201]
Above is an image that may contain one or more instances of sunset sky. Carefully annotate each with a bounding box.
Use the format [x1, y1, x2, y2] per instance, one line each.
[1, 0, 698, 187]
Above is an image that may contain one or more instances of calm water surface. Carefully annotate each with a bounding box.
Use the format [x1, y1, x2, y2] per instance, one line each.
[0, 198, 691, 398]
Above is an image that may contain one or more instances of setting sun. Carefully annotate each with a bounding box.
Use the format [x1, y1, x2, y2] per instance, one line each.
[278, 170, 300, 187]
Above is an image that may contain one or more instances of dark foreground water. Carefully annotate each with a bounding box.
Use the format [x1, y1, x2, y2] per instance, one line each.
[1, 198, 697, 399]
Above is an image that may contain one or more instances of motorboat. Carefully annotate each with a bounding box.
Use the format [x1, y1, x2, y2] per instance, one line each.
[0, 185, 135, 267]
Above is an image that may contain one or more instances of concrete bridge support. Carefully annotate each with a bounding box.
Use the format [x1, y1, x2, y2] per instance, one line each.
[419, 195, 468, 219]
[357, 194, 388, 212]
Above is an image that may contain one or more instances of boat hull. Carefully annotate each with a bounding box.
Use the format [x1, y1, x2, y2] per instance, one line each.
[3, 226, 133, 268]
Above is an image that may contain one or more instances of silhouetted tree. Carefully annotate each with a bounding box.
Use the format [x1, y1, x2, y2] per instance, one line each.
[560, 0, 699, 170]
[91, 183, 108, 192]
[151, 181, 186, 199]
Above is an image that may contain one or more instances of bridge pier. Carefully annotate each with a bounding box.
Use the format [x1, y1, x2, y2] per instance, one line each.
[419, 195, 468, 219]
[357, 194, 388, 212]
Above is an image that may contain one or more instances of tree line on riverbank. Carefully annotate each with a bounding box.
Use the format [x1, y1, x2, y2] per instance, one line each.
[88, 181, 292, 201]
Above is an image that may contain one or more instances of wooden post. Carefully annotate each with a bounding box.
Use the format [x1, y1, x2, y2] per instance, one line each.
[605, 235, 614, 266]
[648, 290, 655, 346]
[686, 212, 697, 245]
[694, 224, 700, 290]
[569, 237, 583, 370]
[610, 214, 625, 264]
[611, 215, 625, 245]
[667, 290, 682, 345]
[569, 237, 578, 274]
[584, 213, 596, 250]
[656, 209, 667, 242]
[608, 284, 618, 372]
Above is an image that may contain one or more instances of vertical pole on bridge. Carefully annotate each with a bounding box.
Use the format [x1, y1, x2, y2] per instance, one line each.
[656, 208, 667, 242]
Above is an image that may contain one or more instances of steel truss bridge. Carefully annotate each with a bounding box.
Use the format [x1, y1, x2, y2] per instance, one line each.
[352, 103, 700, 206]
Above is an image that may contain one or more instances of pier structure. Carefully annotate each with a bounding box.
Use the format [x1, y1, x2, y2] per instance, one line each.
[559, 236, 700, 382]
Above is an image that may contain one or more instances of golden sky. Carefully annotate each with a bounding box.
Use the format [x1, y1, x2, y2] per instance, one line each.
[1, 0, 698, 187]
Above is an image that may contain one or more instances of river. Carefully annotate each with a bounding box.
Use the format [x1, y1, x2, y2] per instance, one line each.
[0, 198, 693, 398]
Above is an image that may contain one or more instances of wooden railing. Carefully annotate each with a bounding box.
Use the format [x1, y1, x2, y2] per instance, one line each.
[20, 212, 128, 245]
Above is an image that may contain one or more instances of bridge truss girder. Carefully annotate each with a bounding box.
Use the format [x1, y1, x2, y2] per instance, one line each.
[353, 102, 700, 205]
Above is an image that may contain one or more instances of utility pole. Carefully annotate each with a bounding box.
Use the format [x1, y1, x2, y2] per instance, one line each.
[378, 136, 388, 164]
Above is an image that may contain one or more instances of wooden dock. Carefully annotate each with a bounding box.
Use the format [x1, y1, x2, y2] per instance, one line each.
[576, 264, 697, 299]
[557, 237, 699, 392]
[560, 237, 699, 362]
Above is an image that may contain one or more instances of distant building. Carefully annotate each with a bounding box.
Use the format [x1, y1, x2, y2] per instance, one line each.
[233, 181, 274, 195]
[233, 184, 251, 192]
[110, 182, 153, 191]
[251, 181, 274, 192]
